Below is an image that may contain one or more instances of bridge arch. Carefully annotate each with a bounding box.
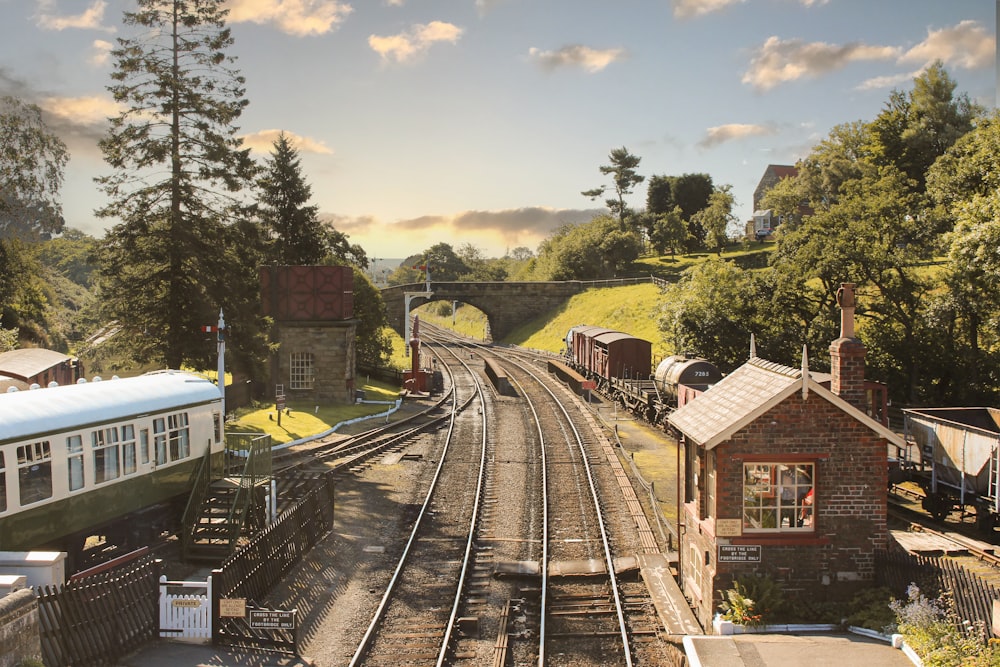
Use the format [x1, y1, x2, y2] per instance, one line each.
[380, 279, 654, 342]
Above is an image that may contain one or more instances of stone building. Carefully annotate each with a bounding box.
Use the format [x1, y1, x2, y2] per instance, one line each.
[260, 265, 357, 405]
[667, 283, 904, 629]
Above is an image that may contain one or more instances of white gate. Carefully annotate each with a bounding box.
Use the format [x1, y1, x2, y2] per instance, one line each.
[159, 575, 212, 642]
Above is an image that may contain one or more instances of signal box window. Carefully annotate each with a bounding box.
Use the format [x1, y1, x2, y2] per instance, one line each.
[290, 352, 315, 390]
[18, 441, 53, 505]
[743, 462, 814, 532]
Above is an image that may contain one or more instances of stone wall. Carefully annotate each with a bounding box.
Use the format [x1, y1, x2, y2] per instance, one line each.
[681, 391, 889, 629]
[272, 320, 358, 404]
[0, 589, 40, 667]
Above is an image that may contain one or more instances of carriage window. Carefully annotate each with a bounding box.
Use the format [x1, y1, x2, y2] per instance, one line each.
[153, 418, 167, 465]
[139, 429, 150, 465]
[122, 424, 137, 475]
[0, 452, 5, 512]
[743, 463, 814, 532]
[214, 412, 222, 443]
[168, 413, 190, 461]
[67, 435, 84, 491]
[93, 427, 121, 483]
[290, 352, 314, 390]
[17, 441, 52, 505]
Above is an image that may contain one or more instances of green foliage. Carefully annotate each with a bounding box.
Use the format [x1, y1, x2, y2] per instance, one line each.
[352, 267, 392, 367]
[719, 574, 783, 627]
[257, 132, 327, 266]
[890, 584, 998, 667]
[844, 587, 896, 632]
[530, 215, 641, 281]
[582, 146, 645, 231]
[0, 96, 68, 240]
[95, 0, 260, 372]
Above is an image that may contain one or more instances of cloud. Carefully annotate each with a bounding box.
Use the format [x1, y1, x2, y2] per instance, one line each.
[239, 129, 333, 154]
[698, 123, 777, 148]
[226, 0, 353, 37]
[34, 0, 115, 32]
[89, 40, 113, 67]
[671, 0, 744, 19]
[369, 21, 463, 64]
[528, 45, 626, 73]
[742, 36, 899, 91]
[898, 20, 994, 70]
[855, 70, 920, 91]
[321, 207, 601, 256]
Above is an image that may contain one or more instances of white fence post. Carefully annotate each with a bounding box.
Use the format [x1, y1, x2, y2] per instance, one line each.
[159, 574, 213, 643]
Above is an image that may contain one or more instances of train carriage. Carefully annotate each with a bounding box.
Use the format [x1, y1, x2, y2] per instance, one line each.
[0, 370, 224, 563]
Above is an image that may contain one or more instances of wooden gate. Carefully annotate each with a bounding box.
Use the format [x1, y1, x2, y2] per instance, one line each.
[159, 575, 212, 642]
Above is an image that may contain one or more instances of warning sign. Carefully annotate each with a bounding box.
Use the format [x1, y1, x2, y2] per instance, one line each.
[718, 545, 761, 563]
[249, 609, 295, 630]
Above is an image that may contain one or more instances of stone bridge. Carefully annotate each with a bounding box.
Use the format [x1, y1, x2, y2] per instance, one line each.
[381, 278, 653, 342]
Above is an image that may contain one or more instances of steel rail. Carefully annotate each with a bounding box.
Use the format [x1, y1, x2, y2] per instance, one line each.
[347, 339, 487, 667]
[435, 327, 633, 667]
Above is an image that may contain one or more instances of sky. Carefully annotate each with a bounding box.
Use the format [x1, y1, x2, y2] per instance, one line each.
[0, 0, 996, 261]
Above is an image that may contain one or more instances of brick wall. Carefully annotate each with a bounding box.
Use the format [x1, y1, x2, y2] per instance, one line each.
[681, 390, 889, 628]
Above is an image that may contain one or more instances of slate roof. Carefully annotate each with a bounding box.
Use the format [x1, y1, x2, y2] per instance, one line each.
[667, 355, 903, 450]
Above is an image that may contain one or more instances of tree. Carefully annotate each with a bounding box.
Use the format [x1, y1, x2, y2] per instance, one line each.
[531, 216, 641, 280]
[0, 238, 50, 346]
[352, 267, 392, 367]
[691, 185, 736, 254]
[258, 132, 326, 265]
[0, 96, 68, 240]
[95, 0, 258, 371]
[867, 61, 979, 195]
[649, 206, 689, 257]
[582, 147, 644, 230]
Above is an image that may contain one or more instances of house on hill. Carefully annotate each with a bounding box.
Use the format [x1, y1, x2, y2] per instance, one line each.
[667, 283, 904, 629]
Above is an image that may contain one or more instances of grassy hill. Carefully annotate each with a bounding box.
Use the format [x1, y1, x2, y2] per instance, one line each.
[411, 281, 671, 360]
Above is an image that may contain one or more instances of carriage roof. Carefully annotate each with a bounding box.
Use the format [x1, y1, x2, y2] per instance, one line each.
[0, 371, 222, 444]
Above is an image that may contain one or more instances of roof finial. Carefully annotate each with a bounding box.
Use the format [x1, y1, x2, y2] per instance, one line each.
[750, 333, 757, 359]
[801, 344, 809, 400]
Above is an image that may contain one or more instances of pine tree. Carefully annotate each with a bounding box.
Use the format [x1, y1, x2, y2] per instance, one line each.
[94, 0, 258, 370]
[258, 133, 327, 265]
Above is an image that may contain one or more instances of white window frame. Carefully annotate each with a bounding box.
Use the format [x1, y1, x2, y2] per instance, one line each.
[290, 352, 315, 390]
[742, 462, 815, 533]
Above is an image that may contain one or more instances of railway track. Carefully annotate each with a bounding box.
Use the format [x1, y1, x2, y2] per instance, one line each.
[427, 326, 679, 666]
[348, 338, 489, 666]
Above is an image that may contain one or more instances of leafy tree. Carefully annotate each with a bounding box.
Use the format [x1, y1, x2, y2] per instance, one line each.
[582, 147, 644, 231]
[418, 243, 469, 281]
[257, 132, 326, 265]
[456, 243, 508, 281]
[667, 173, 714, 221]
[0, 238, 50, 346]
[532, 216, 640, 280]
[691, 185, 736, 254]
[867, 61, 979, 195]
[649, 206, 689, 257]
[34, 228, 99, 288]
[0, 96, 68, 240]
[94, 0, 258, 372]
[352, 267, 392, 367]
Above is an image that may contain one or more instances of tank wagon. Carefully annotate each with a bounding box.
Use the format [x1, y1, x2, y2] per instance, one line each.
[0, 370, 224, 569]
[564, 326, 721, 424]
[900, 407, 1000, 530]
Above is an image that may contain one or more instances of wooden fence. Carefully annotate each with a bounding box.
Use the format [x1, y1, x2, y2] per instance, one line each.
[213, 474, 335, 653]
[876, 548, 1000, 640]
[36, 553, 160, 666]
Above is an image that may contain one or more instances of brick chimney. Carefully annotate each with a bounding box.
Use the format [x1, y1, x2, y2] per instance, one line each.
[829, 283, 867, 412]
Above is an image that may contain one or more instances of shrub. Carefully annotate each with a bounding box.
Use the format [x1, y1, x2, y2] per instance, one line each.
[890, 583, 996, 667]
[719, 574, 783, 627]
